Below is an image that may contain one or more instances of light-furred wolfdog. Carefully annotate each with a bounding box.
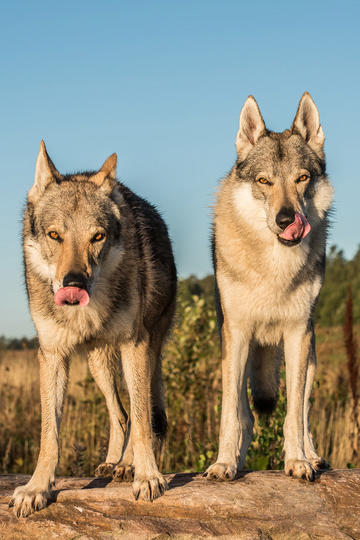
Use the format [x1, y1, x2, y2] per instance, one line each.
[204, 93, 333, 483]
[10, 142, 177, 517]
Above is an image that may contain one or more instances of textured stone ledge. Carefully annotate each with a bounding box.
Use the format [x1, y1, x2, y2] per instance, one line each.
[0, 470, 359, 539]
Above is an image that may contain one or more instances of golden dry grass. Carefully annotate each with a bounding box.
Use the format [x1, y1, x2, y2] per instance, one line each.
[0, 319, 358, 477]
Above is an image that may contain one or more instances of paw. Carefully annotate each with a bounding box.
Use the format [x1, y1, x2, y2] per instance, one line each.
[9, 485, 50, 518]
[95, 462, 115, 477]
[285, 459, 315, 481]
[309, 456, 330, 471]
[112, 463, 134, 482]
[132, 472, 167, 502]
[203, 462, 238, 481]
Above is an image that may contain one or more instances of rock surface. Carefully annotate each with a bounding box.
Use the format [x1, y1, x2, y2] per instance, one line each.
[0, 470, 359, 539]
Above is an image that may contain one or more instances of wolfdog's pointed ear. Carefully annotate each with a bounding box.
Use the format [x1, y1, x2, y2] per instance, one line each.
[292, 93, 325, 158]
[28, 141, 61, 203]
[90, 153, 117, 192]
[236, 96, 266, 160]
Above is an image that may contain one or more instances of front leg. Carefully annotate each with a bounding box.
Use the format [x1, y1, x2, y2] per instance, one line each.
[87, 346, 129, 478]
[283, 322, 315, 481]
[10, 348, 69, 517]
[303, 335, 329, 471]
[204, 322, 253, 481]
[120, 336, 167, 501]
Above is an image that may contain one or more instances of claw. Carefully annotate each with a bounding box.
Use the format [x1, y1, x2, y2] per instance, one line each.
[204, 462, 237, 481]
[112, 464, 134, 483]
[285, 459, 315, 482]
[312, 457, 330, 471]
[132, 474, 167, 502]
[95, 462, 115, 477]
[10, 485, 50, 518]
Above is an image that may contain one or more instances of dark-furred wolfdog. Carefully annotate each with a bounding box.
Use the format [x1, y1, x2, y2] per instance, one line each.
[11, 142, 177, 517]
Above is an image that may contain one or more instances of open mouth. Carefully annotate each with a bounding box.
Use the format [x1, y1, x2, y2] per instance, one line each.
[54, 287, 90, 307]
[277, 213, 311, 247]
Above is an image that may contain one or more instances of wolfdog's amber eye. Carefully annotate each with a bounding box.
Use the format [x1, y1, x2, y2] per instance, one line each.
[48, 231, 60, 241]
[257, 177, 270, 185]
[297, 174, 309, 183]
[92, 232, 105, 242]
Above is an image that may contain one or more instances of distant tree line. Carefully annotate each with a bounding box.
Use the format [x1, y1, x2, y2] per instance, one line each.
[316, 245, 360, 326]
[0, 336, 38, 351]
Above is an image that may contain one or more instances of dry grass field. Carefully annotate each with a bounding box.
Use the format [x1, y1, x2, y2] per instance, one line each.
[0, 295, 359, 477]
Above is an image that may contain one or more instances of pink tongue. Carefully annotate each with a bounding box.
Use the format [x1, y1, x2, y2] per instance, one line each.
[279, 213, 311, 241]
[54, 287, 89, 307]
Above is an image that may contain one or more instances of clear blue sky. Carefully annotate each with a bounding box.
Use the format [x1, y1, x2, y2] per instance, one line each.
[0, 0, 359, 337]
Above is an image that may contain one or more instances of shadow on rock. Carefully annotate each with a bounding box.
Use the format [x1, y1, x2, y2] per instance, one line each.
[168, 472, 198, 490]
[82, 477, 114, 489]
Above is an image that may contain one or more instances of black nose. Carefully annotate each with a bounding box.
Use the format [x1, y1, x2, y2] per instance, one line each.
[63, 272, 88, 290]
[276, 207, 295, 230]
